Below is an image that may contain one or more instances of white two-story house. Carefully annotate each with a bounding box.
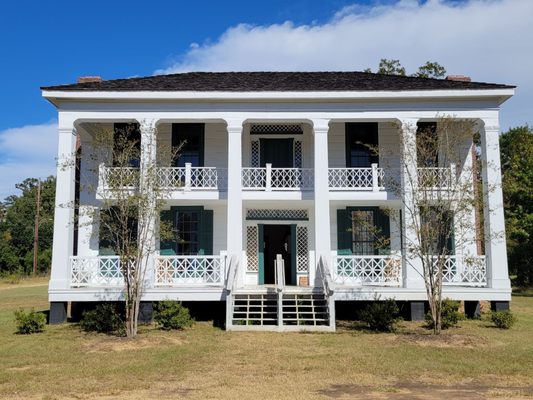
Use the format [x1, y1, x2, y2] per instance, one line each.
[42, 71, 514, 331]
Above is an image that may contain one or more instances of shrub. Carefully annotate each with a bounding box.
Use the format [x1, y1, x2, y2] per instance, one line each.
[153, 301, 194, 330]
[80, 303, 124, 335]
[14, 309, 46, 334]
[359, 299, 400, 332]
[425, 299, 464, 330]
[491, 310, 517, 329]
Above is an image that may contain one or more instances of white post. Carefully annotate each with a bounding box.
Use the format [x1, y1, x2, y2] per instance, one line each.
[312, 119, 331, 286]
[480, 118, 511, 290]
[398, 118, 425, 289]
[371, 163, 379, 192]
[139, 119, 157, 288]
[226, 120, 244, 259]
[184, 162, 192, 191]
[49, 120, 78, 291]
[265, 163, 272, 191]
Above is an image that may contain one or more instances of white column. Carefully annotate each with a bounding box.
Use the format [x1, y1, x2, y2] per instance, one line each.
[49, 121, 78, 290]
[312, 119, 331, 284]
[455, 132, 478, 257]
[398, 118, 424, 288]
[226, 120, 244, 258]
[77, 131, 100, 257]
[480, 118, 511, 290]
[139, 119, 157, 288]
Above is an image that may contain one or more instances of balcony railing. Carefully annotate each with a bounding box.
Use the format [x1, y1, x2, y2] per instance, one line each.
[70, 256, 125, 287]
[242, 165, 314, 191]
[157, 164, 225, 190]
[436, 255, 487, 287]
[418, 164, 456, 189]
[331, 255, 402, 286]
[328, 164, 384, 191]
[98, 164, 139, 191]
[98, 163, 224, 191]
[155, 255, 226, 286]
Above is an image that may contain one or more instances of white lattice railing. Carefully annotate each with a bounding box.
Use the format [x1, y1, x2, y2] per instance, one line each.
[332, 255, 402, 286]
[242, 165, 313, 191]
[157, 164, 225, 190]
[328, 164, 384, 191]
[434, 255, 487, 286]
[418, 164, 456, 189]
[98, 164, 139, 190]
[70, 256, 125, 287]
[155, 255, 226, 286]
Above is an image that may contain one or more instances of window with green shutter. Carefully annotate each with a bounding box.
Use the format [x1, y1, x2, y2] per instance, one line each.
[160, 206, 213, 256]
[337, 207, 390, 255]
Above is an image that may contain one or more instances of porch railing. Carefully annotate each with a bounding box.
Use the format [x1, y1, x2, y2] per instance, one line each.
[98, 164, 139, 191]
[70, 256, 125, 287]
[157, 164, 225, 190]
[435, 255, 487, 286]
[242, 165, 314, 191]
[328, 164, 385, 191]
[331, 255, 402, 286]
[417, 164, 456, 189]
[154, 255, 226, 286]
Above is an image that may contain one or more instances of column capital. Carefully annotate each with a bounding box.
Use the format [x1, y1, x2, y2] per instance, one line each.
[138, 118, 157, 132]
[225, 119, 245, 133]
[311, 119, 330, 134]
[480, 118, 500, 133]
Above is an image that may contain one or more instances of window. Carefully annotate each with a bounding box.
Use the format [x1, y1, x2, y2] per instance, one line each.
[351, 210, 376, 255]
[416, 122, 438, 167]
[172, 123, 204, 167]
[113, 123, 141, 167]
[420, 205, 454, 255]
[160, 207, 213, 256]
[337, 207, 390, 255]
[345, 123, 379, 168]
[175, 210, 200, 255]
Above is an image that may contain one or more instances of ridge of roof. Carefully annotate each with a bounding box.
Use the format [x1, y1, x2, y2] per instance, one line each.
[41, 71, 515, 92]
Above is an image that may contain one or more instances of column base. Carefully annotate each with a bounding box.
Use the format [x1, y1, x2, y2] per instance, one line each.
[464, 301, 481, 319]
[409, 301, 426, 321]
[49, 302, 68, 324]
[139, 302, 153, 324]
[491, 301, 510, 312]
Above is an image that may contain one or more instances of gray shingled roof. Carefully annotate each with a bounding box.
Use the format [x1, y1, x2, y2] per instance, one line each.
[41, 71, 514, 92]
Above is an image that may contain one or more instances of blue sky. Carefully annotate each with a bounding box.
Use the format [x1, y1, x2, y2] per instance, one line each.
[0, 0, 531, 199]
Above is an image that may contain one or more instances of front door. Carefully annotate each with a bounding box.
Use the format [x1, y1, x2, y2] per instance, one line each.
[260, 139, 294, 168]
[258, 224, 296, 285]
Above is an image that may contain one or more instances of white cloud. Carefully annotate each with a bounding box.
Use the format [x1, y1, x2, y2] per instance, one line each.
[156, 0, 533, 129]
[0, 121, 58, 200]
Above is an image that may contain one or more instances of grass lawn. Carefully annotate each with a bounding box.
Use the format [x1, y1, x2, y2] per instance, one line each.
[1, 279, 532, 399]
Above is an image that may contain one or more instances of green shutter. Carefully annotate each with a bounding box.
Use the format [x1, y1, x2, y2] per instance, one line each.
[376, 209, 391, 255]
[337, 209, 352, 255]
[159, 210, 176, 255]
[199, 209, 213, 255]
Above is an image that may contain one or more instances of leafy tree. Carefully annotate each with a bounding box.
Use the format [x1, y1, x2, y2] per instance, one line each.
[366, 59, 447, 79]
[500, 126, 533, 286]
[0, 177, 55, 274]
[377, 59, 406, 76]
[412, 61, 447, 79]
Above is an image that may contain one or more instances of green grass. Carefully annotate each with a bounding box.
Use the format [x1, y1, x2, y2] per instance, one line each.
[1, 280, 532, 399]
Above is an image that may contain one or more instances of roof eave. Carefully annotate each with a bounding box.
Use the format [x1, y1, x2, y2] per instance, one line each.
[41, 88, 515, 107]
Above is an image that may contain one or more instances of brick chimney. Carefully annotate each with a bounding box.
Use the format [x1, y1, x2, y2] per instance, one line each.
[446, 75, 471, 82]
[77, 76, 102, 84]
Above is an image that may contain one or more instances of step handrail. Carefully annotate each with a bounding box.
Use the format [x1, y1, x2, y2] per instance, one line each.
[274, 254, 285, 292]
[318, 256, 334, 297]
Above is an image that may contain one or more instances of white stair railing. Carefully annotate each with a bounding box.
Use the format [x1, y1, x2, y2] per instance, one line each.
[274, 254, 285, 327]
